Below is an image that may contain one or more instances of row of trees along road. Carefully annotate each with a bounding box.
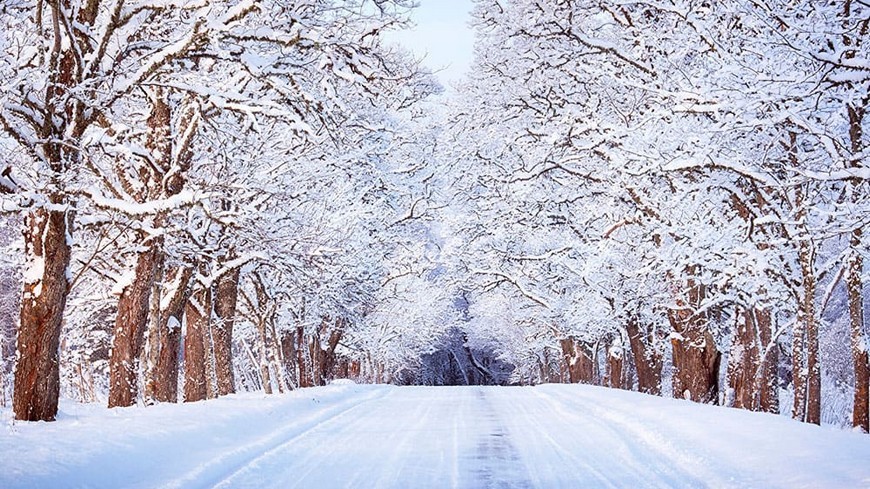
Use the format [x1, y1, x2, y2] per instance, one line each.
[0, 0, 868, 435]
[443, 0, 869, 431]
[0, 0, 441, 421]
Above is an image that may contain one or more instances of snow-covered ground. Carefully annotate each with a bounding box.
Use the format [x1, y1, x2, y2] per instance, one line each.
[2, 384, 869, 488]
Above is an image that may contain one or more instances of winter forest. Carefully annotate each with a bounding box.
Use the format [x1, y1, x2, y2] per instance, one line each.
[0, 0, 869, 453]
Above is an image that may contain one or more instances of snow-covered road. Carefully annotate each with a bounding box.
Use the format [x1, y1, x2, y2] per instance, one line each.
[3, 384, 870, 488]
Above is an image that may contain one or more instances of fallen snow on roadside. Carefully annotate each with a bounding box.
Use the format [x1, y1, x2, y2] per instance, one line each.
[0, 385, 388, 489]
[2, 384, 869, 488]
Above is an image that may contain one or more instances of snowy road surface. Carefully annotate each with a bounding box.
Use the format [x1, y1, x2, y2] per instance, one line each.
[2, 384, 870, 488]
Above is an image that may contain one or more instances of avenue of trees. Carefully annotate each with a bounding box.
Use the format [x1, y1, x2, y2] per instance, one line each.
[0, 0, 445, 420]
[0, 0, 868, 434]
[447, 0, 869, 430]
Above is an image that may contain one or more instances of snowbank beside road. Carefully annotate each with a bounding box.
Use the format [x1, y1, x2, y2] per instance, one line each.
[2, 384, 869, 488]
[0, 384, 387, 489]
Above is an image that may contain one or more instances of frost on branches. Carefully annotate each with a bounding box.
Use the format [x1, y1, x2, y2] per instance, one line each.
[0, 0, 868, 435]
[446, 0, 869, 429]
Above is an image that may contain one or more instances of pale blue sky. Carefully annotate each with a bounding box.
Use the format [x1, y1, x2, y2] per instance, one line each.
[387, 0, 475, 88]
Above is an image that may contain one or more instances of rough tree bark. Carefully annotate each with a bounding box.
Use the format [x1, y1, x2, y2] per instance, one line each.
[183, 284, 211, 402]
[108, 243, 164, 407]
[604, 341, 625, 389]
[248, 272, 276, 394]
[213, 267, 240, 396]
[727, 307, 760, 410]
[559, 338, 595, 384]
[840, 1, 870, 434]
[727, 306, 779, 412]
[337, 358, 349, 379]
[311, 317, 345, 386]
[324, 320, 345, 381]
[349, 359, 361, 379]
[13, 203, 72, 421]
[726, 183, 780, 413]
[204, 325, 218, 400]
[146, 267, 192, 403]
[668, 271, 721, 404]
[280, 330, 298, 388]
[309, 330, 323, 387]
[625, 317, 663, 396]
[297, 325, 312, 388]
[756, 307, 780, 413]
[268, 320, 287, 393]
[142, 267, 163, 404]
[847, 232, 869, 432]
[802, 240, 821, 425]
[12, 2, 80, 422]
[791, 180, 821, 425]
[108, 88, 191, 408]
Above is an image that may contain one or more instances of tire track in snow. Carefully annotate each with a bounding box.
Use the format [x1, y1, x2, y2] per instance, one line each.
[449, 389, 466, 489]
[492, 388, 621, 488]
[212, 387, 458, 488]
[366, 392, 439, 488]
[166, 386, 743, 488]
[532, 388, 702, 487]
[329, 389, 443, 488]
[469, 387, 534, 489]
[211, 388, 402, 489]
[158, 386, 391, 489]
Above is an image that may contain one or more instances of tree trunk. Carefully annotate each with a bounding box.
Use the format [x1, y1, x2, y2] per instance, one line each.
[846, 102, 868, 432]
[213, 267, 240, 397]
[108, 241, 164, 408]
[727, 306, 778, 412]
[337, 358, 349, 379]
[559, 340, 571, 384]
[204, 319, 218, 400]
[376, 361, 385, 384]
[317, 318, 344, 385]
[253, 316, 273, 394]
[249, 273, 278, 394]
[727, 306, 759, 410]
[12, 5, 80, 422]
[13, 204, 72, 421]
[625, 317, 663, 396]
[281, 330, 298, 388]
[755, 307, 779, 413]
[605, 342, 625, 389]
[183, 285, 210, 402]
[142, 266, 163, 405]
[267, 321, 287, 393]
[297, 326, 311, 388]
[792, 205, 820, 424]
[559, 338, 594, 384]
[270, 326, 291, 391]
[847, 235, 869, 432]
[258, 345, 273, 394]
[146, 267, 192, 403]
[108, 84, 178, 408]
[726, 179, 779, 412]
[576, 342, 595, 384]
[559, 339, 578, 383]
[350, 360, 361, 379]
[785, 134, 820, 425]
[671, 328, 721, 403]
[804, 246, 821, 425]
[668, 272, 721, 404]
[309, 333, 323, 386]
[792, 300, 808, 422]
